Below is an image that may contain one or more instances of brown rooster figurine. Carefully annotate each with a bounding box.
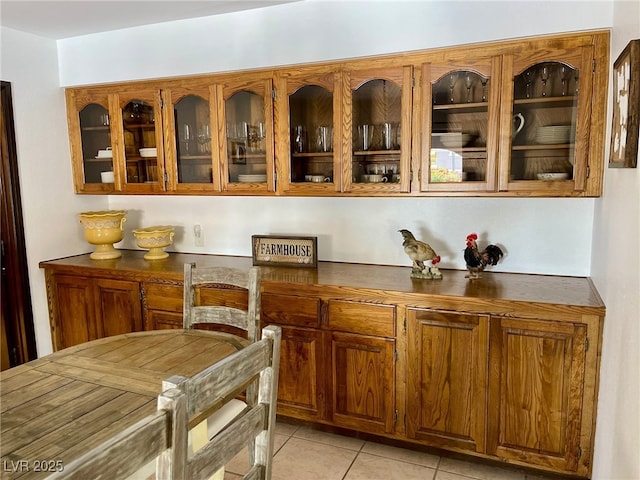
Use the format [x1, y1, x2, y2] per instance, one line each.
[464, 233, 504, 279]
[399, 229, 442, 279]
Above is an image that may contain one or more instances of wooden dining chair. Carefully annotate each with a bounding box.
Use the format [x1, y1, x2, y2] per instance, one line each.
[45, 410, 170, 480]
[183, 263, 261, 342]
[157, 325, 281, 480]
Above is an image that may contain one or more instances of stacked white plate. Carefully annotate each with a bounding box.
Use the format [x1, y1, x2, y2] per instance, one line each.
[237, 174, 267, 183]
[535, 126, 571, 145]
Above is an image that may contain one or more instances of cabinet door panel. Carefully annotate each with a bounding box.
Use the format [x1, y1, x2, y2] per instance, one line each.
[52, 275, 96, 350]
[406, 309, 489, 453]
[329, 331, 395, 434]
[488, 317, 586, 472]
[276, 326, 325, 421]
[94, 279, 142, 337]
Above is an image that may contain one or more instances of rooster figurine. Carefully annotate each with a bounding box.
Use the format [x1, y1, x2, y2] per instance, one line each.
[464, 233, 504, 279]
[399, 229, 442, 279]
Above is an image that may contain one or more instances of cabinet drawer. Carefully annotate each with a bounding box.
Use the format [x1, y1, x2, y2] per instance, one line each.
[327, 300, 395, 337]
[262, 294, 320, 328]
[143, 283, 183, 312]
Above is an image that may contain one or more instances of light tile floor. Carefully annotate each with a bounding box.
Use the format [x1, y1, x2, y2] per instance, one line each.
[224, 421, 565, 480]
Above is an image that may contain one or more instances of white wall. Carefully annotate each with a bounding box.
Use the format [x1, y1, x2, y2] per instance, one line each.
[0, 27, 107, 356]
[58, 0, 612, 86]
[590, 1, 640, 479]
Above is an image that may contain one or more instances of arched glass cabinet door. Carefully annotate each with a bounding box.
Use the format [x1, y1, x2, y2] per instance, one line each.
[499, 45, 593, 193]
[278, 69, 342, 194]
[66, 89, 116, 193]
[219, 77, 274, 193]
[348, 68, 411, 193]
[114, 90, 165, 193]
[424, 57, 500, 192]
[162, 85, 217, 192]
[79, 102, 113, 187]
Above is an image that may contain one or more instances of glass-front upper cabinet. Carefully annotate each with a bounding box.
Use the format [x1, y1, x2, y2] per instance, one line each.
[276, 70, 342, 194]
[498, 45, 594, 193]
[162, 84, 218, 192]
[217, 76, 274, 193]
[66, 90, 115, 193]
[421, 57, 501, 192]
[111, 90, 165, 193]
[345, 66, 412, 193]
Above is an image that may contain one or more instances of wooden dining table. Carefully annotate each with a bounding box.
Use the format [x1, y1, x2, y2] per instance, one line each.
[0, 329, 248, 480]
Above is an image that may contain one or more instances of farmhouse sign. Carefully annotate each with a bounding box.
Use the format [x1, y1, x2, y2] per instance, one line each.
[252, 235, 318, 268]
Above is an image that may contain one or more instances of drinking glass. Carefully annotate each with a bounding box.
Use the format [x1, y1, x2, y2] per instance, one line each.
[481, 77, 489, 102]
[197, 124, 211, 154]
[465, 74, 473, 103]
[559, 65, 569, 96]
[182, 124, 193, 154]
[358, 124, 374, 151]
[317, 126, 332, 152]
[448, 73, 459, 103]
[381, 123, 396, 150]
[540, 65, 550, 97]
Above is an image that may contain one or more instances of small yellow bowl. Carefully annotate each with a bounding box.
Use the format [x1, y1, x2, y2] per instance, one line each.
[133, 226, 175, 260]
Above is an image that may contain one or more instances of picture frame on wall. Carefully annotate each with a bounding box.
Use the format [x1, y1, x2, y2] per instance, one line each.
[609, 39, 639, 168]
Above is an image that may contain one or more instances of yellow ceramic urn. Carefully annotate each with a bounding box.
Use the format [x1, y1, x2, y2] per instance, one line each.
[79, 210, 127, 260]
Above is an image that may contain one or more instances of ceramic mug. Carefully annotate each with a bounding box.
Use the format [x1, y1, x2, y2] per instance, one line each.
[307, 175, 330, 183]
[362, 174, 387, 183]
[101, 171, 114, 183]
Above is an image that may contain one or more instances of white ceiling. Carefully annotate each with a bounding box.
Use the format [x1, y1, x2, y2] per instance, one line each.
[0, 0, 299, 39]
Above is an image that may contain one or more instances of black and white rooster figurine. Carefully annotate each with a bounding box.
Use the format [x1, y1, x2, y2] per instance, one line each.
[464, 233, 504, 279]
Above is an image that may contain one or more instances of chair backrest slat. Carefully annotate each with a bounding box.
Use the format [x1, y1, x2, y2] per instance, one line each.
[187, 338, 271, 418]
[183, 263, 261, 342]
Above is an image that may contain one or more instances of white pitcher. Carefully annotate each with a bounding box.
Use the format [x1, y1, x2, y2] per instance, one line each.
[513, 113, 525, 138]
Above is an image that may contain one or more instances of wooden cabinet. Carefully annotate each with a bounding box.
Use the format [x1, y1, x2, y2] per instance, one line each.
[262, 293, 326, 421]
[416, 32, 608, 196]
[497, 39, 603, 195]
[162, 81, 219, 193]
[406, 308, 489, 453]
[65, 89, 115, 194]
[40, 251, 604, 477]
[419, 54, 501, 192]
[111, 88, 166, 193]
[488, 316, 588, 473]
[45, 273, 142, 350]
[216, 73, 276, 194]
[275, 68, 343, 194]
[66, 30, 609, 198]
[343, 66, 413, 194]
[142, 282, 183, 329]
[325, 300, 397, 434]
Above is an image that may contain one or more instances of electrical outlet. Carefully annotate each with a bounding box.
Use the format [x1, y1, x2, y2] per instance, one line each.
[194, 224, 204, 247]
